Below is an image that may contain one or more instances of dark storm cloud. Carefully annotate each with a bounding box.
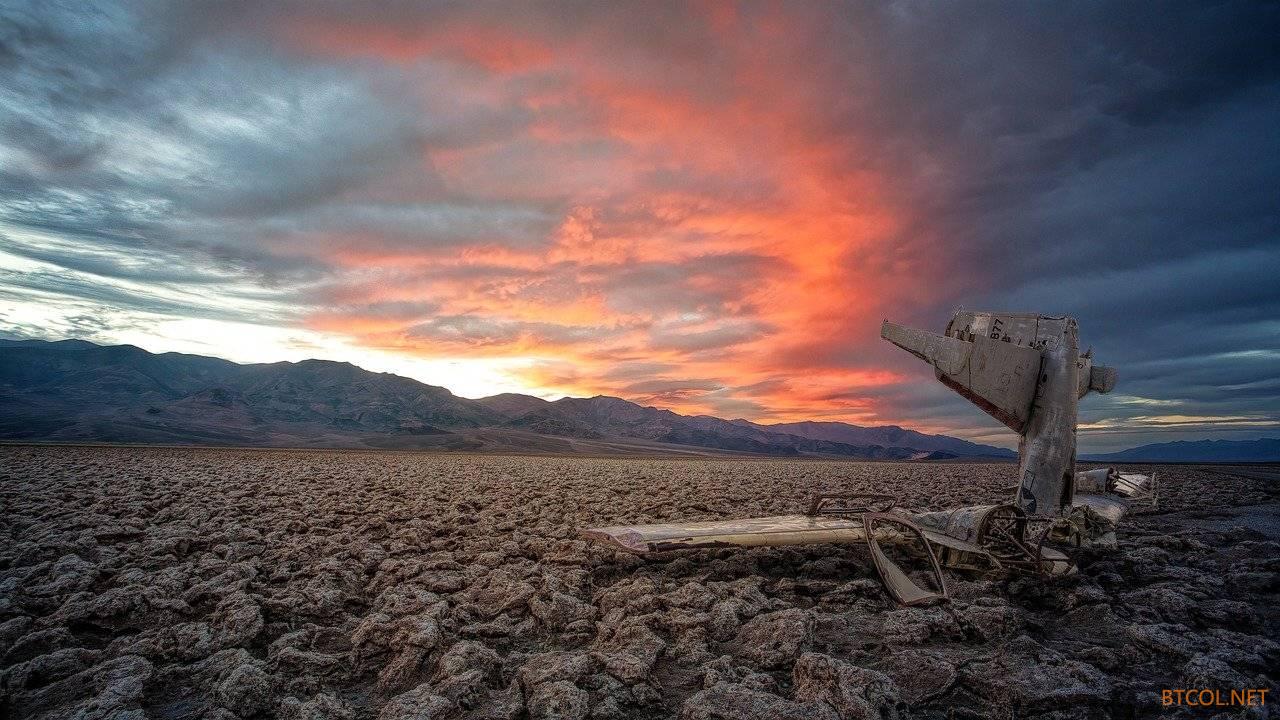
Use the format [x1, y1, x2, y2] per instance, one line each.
[0, 1, 1275, 451]
[0, 263, 287, 325]
[0, 1, 523, 280]
[808, 3, 1279, 294]
[756, 1, 1280, 450]
[260, 201, 560, 254]
[792, 3, 1280, 359]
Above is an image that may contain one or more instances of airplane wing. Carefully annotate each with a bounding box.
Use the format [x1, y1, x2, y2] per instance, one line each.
[882, 320, 1042, 433]
[581, 514, 870, 552]
[583, 513, 948, 605]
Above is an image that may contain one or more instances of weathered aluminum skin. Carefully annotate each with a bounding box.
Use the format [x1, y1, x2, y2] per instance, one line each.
[880, 321, 1040, 433]
[588, 504, 1017, 563]
[1074, 468, 1152, 499]
[1074, 467, 1114, 494]
[587, 513, 974, 553]
[583, 499, 1085, 591]
[585, 512, 951, 604]
[1112, 472, 1153, 498]
[1015, 319, 1080, 516]
[913, 504, 1010, 545]
[882, 311, 1116, 518]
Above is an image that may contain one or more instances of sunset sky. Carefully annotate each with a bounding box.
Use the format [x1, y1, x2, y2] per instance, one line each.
[1, 2, 1277, 451]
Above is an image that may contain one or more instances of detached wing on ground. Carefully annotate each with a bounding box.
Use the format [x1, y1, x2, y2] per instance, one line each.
[584, 511, 949, 606]
[582, 514, 871, 553]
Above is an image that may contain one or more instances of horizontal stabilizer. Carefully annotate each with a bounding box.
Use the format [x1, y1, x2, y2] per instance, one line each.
[882, 320, 1042, 432]
[1089, 365, 1117, 394]
[880, 321, 972, 376]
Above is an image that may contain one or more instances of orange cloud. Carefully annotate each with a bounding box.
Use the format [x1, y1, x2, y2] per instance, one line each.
[270, 5, 964, 423]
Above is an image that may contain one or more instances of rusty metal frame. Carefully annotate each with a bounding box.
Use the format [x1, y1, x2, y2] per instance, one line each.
[975, 505, 1044, 574]
[953, 506, 1078, 577]
[863, 512, 949, 606]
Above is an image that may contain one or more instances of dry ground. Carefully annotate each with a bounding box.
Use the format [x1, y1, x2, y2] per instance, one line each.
[1, 446, 1276, 720]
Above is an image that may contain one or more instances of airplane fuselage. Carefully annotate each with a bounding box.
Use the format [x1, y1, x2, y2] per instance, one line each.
[930, 312, 1105, 517]
[1013, 319, 1079, 515]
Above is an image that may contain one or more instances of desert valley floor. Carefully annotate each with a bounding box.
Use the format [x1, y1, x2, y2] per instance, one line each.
[1, 446, 1277, 719]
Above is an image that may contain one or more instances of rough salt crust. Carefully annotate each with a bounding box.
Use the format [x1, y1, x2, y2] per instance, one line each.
[0, 445, 1276, 719]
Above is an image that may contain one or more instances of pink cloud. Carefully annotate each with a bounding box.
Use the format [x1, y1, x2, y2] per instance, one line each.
[267, 4, 975, 422]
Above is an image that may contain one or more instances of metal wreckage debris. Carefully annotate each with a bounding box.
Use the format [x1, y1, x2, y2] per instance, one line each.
[583, 311, 1157, 606]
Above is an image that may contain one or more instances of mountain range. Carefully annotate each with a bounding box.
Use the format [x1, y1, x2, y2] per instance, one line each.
[1082, 438, 1280, 463]
[0, 338, 1015, 459]
[3, 338, 1271, 462]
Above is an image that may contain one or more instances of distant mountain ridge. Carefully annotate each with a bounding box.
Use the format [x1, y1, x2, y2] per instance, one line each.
[1084, 437, 1280, 463]
[734, 419, 1013, 458]
[0, 337, 1018, 459]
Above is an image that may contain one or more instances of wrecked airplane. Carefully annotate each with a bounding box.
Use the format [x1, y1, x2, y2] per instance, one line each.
[583, 311, 1156, 605]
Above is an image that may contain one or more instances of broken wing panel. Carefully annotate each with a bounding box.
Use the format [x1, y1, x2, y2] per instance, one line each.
[1112, 472, 1153, 498]
[879, 321, 971, 376]
[882, 321, 1042, 432]
[864, 514, 948, 605]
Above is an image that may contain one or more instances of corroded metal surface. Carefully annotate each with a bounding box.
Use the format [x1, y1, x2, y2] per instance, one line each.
[883, 311, 1117, 518]
[880, 321, 1041, 433]
[1074, 467, 1113, 494]
[913, 504, 1010, 545]
[583, 311, 1154, 605]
